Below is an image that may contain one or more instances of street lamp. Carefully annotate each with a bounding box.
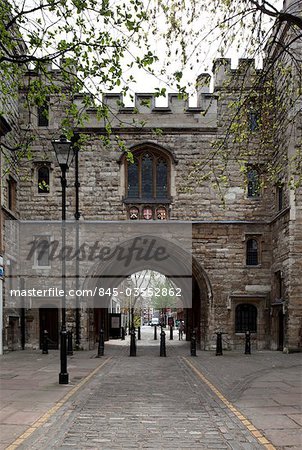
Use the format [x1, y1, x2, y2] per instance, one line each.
[52, 134, 73, 384]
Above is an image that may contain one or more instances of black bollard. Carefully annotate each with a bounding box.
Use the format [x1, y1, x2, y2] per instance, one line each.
[130, 327, 136, 356]
[97, 329, 105, 357]
[137, 326, 141, 340]
[67, 330, 73, 356]
[154, 324, 157, 340]
[160, 328, 166, 357]
[216, 332, 223, 356]
[42, 329, 48, 354]
[245, 330, 251, 355]
[169, 325, 173, 340]
[59, 328, 68, 384]
[191, 330, 197, 356]
[121, 326, 125, 340]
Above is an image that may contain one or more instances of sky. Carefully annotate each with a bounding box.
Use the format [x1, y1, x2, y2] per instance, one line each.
[14, 0, 285, 106]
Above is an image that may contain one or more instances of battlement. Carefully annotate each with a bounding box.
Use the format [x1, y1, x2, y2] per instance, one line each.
[212, 58, 260, 90]
[72, 90, 218, 129]
[22, 57, 265, 130]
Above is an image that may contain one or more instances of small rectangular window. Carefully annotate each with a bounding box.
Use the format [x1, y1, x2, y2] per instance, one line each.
[247, 167, 260, 198]
[38, 166, 50, 193]
[248, 111, 259, 132]
[37, 101, 49, 127]
[7, 176, 17, 211]
[246, 238, 259, 266]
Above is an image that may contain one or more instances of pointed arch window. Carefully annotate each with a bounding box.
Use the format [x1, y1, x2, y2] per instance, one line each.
[126, 148, 170, 200]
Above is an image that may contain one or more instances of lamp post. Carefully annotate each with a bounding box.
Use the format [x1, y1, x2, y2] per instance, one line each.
[52, 134, 74, 384]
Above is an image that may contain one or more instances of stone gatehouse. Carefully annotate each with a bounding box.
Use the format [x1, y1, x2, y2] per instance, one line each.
[1, 11, 301, 353]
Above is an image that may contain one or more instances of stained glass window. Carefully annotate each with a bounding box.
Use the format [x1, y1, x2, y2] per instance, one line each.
[142, 154, 153, 198]
[156, 159, 168, 198]
[128, 159, 139, 197]
[126, 149, 170, 203]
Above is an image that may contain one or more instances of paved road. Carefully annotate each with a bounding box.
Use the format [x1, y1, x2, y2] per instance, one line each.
[16, 328, 265, 450]
[1, 326, 301, 450]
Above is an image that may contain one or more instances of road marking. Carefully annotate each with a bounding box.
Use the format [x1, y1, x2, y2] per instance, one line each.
[182, 357, 277, 450]
[6, 357, 112, 450]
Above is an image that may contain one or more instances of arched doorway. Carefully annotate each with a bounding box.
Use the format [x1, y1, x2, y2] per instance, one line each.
[81, 235, 212, 349]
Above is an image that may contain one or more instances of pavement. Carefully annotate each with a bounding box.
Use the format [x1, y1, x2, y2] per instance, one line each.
[0, 326, 301, 450]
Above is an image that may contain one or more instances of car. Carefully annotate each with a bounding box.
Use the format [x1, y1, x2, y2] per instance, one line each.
[150, 318, 159, 326]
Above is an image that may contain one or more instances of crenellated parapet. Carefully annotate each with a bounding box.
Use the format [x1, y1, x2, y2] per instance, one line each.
[212, 58, 260, 90]
[73, 90, 218, 129]
[20, 57, 265, 130]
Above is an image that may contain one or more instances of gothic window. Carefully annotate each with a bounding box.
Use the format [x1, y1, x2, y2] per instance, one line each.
[38, 166, 50, 194]
[246, 238, 259, 266]
[129, 207, 139, 220]
[235, 304, 257, 332]
[126, 149, 169, 200]
[37, 100, 49, 127]
[247, 167, 260, 198]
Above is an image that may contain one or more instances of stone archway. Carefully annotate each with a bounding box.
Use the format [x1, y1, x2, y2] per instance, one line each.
[80, 235, 212, 349]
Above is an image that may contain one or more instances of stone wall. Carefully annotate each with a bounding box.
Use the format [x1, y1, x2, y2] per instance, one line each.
[5, 42, 301, 352]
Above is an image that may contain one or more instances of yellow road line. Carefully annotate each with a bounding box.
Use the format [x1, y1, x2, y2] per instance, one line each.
[182, 357, 277, 450]
[6, 357, 112, 450]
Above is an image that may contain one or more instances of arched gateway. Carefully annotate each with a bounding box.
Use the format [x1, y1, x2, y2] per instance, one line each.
[81, 234, 212, 350]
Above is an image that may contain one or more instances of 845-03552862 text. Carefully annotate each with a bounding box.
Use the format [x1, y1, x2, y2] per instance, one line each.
[9, 287, 182, 298]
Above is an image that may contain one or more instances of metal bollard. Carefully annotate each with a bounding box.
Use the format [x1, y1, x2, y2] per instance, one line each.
[160, 328, 166, 357]
[191, 330, 197, 356]
[42, 329, 48, 354]
[97, 329, 105, 357]
[216, 332, 223, 356]
[121, 326, 125, 340]
[169, 325, 173, 340]
[154, 324, 157, 340]
[130, 327, 136, 356]
[137, 326, 141, 340]
[245, 330, 251, 355]
[67, 330, 73, 356]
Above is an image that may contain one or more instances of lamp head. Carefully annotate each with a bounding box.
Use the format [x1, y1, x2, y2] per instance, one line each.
[52, 134, 73, 169]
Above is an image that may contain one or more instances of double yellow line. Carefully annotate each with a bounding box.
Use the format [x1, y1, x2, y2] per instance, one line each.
[6, 357, 112, 450]
[182, 357, 277, 450]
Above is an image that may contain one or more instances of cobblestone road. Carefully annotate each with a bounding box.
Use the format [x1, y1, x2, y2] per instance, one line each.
[17, 331, 267, 450]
